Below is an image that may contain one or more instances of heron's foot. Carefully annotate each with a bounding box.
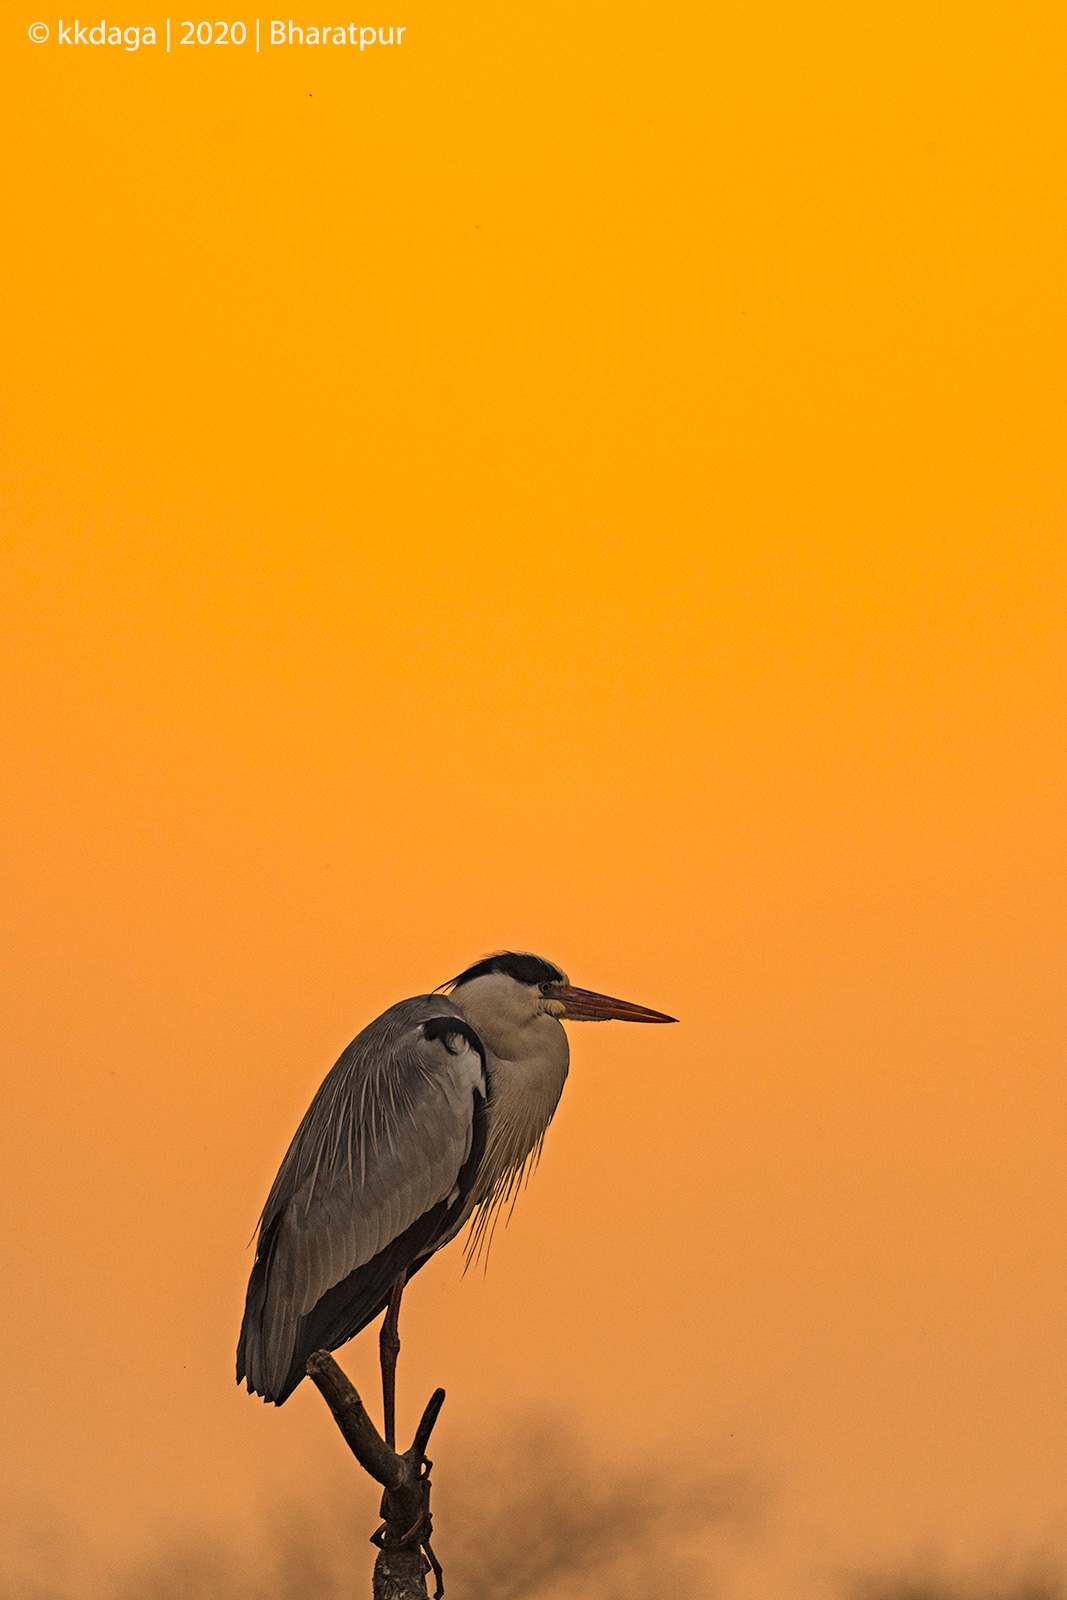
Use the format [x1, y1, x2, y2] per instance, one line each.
[423, 1535, 444, 1599]
[370, 1507, 443, 1599]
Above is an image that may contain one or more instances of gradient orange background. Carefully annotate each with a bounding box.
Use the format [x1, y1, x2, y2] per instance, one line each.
[2, 0, 1066, 1593]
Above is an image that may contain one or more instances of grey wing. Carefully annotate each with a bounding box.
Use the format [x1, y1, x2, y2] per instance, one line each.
[237, 995, 486, 1403]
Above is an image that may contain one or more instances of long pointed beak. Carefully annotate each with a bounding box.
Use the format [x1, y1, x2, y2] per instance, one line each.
[550, 984, 677, 1024]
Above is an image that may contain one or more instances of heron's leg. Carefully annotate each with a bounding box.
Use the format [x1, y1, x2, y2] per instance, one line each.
[379, 1269, 407, 1450]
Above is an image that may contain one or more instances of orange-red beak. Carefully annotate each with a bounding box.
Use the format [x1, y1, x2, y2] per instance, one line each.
[549, 984, 677, 1023]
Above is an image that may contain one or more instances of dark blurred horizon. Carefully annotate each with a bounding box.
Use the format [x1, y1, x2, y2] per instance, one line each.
[1, 1417, 1063, 1600]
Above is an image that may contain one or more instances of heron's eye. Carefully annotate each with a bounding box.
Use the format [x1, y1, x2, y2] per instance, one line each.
[539, 982, 551, 995]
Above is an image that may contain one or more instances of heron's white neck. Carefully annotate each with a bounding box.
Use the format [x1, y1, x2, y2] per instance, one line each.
[450, 980, 570, 1209]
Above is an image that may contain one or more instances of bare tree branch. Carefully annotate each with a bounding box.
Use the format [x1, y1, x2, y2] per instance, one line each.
[306, 1351, 445, 1600]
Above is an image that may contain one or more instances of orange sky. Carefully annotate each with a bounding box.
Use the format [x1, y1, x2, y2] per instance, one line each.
[2, 0, 1066, 1594]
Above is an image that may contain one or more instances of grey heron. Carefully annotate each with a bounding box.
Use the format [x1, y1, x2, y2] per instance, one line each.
[237, 952, 676, 1434]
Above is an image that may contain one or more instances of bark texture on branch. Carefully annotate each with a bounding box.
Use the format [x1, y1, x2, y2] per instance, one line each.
[306, 1351, 446, 1600]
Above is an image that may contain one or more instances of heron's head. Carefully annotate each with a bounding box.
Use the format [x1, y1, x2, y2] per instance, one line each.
[445, 951, 676, 1041]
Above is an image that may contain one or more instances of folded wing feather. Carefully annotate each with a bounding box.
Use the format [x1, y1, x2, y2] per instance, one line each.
[237, 995, 486, 1402]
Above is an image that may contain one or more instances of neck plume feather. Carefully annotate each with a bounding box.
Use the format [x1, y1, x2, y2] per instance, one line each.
[462, 1025, 569, 1264]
